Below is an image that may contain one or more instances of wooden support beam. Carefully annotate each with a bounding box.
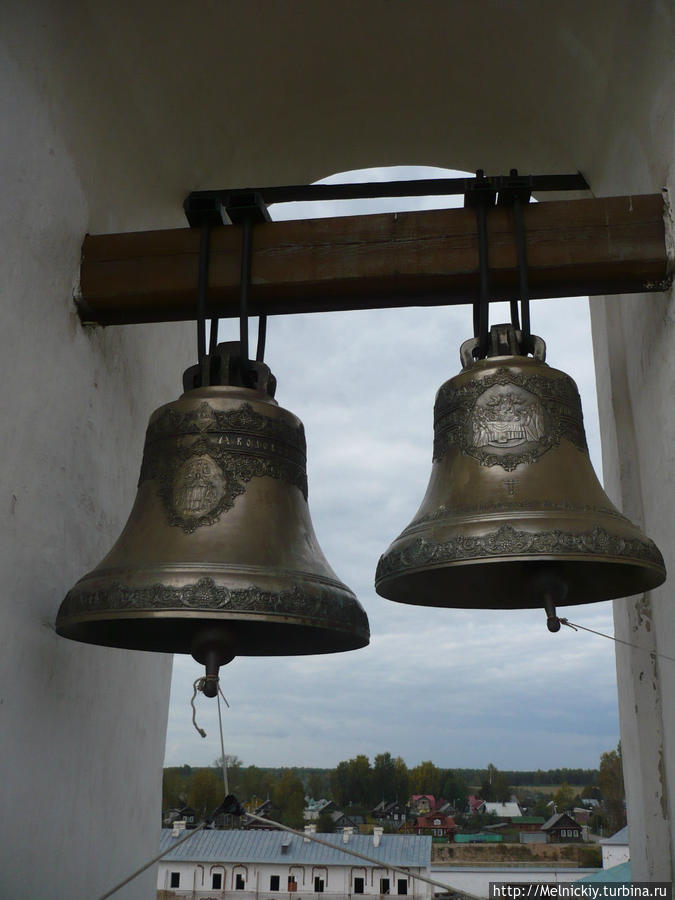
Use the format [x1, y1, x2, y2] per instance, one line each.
[78, 194, 670, 325]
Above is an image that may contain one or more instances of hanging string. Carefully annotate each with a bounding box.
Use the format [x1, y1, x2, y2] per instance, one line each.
[511, 188, 531, 348]
[560, 618, 675, 664]
[217, 682, 230, 795]
[190, 677, 208, 738]
[239, 216, 253, 385]
[196, 221, 212, 387]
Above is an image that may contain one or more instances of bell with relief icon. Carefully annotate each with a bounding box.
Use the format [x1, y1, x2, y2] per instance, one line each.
[375, 324, 666, 625]
[57, 343, 369, 689]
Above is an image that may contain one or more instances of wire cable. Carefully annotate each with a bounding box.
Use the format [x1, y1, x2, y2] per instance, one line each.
[560, 618, 675, 663]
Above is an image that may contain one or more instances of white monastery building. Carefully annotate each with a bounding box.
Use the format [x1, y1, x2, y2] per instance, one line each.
[157, 829, 432, 900]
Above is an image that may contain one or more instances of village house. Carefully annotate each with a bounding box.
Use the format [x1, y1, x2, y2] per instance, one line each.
[409, 796, 435, 815]
[412, 813, 456, 840]
[541, 812, 584, 843]
[157, 827, 432, 899]
[372, 801, 409, 826]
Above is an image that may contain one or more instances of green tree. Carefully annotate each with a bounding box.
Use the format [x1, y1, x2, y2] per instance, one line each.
[409, 760, 442, 797]
[372, 752, 396, 802]
[162, 768, 188, 809]
[347, 754, 374, 806]
[307, 771, 329, 800]
[440, 771, 469, 808]
[598, 743, 625, 833]
[213, 754, 243, 795]
[240, 765, 275, 802]
[273, 769, 306, 828]
[330, 760, 350, 806]
[317, 809, 336, 832]
[392, 756, 410, 802]
[480, 764, 511, 803]
[187, 768, 222, 819]
[553, 781, 575, 812]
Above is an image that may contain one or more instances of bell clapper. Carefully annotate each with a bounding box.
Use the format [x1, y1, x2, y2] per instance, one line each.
[191, 627, 236, 699]
[543, 595, 561, 633]
[529, 568, 567, 634]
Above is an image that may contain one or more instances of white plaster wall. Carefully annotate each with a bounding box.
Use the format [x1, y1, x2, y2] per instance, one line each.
[433, 867, 596, 899]
[602, 844, 630, 870]
[587, 8, 675, 883]
[0, 20, 191, 900]
[156, 860, 427, 895]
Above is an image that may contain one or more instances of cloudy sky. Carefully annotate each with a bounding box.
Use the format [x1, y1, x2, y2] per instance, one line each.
[163, 167, 621, 773]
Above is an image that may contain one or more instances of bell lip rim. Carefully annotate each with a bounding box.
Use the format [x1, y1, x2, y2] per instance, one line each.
[375, 553, 667, 605]
[55, 609, 370, 655]
[56, 608, 369, 628]
[376, 553, 666, 581]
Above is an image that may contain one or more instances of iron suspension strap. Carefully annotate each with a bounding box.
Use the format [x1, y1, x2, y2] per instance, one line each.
[465, 170, 496, 359]
[497, 169, 533, 352]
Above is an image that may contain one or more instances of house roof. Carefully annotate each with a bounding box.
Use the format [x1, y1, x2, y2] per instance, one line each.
[411, 794, 435, 805]
[483, 802, 522, 818]
[159, 829, 431, 867]
[542, 812, 581, 831]
[600, 825, 629, 846]
[511, 816, 545, 825]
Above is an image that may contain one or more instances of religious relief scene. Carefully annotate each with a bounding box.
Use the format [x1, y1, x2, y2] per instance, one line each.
[1, 3, 672, 899]
[470, 385, 545, 451]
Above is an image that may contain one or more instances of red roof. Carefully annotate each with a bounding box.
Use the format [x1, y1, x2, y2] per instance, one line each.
[411, 794, 436, 805]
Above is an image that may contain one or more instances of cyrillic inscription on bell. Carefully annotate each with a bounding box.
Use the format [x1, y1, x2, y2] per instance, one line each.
[57, 344, 369, 678]
[376, 325, 666, 613]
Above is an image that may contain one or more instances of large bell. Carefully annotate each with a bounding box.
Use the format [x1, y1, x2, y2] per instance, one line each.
[376, 325, 666, 619]
[58, 343, 369, 686]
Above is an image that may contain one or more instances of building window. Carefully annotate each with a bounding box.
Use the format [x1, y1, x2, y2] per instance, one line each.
[315, 877, 325, 892]
[354, 877, 365, 894]
[236, 874, 245, 890]
[170, 872, 180, 888]
[397, 880, 408, 895]
[380, 878, 391, 894]
[212, 873, 223, 889]
[289, 876, 298, 892]
[270, 876, 280, 891]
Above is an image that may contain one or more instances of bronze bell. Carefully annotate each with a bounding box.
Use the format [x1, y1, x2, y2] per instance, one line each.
[376, 324, 666, 625]
[58, 343, 369, 688]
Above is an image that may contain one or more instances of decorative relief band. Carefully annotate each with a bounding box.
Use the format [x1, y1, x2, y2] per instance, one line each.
[376, 524, 664, 581]
[139, 402, 308, 533]
[405, 500, 628, 533]
[146, 401, 306, 453]
[59, 576, 369, 635]
[433, 367, 587, 470]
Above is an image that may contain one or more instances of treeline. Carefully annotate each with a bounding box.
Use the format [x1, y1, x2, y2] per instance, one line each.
[164, 753, 599, 822]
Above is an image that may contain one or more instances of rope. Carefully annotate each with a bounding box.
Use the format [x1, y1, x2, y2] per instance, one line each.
[560, 618, 675, 664]
[98, 821, 208, 900]
[190, 677, 207, 738]
[246, 812, 481, 900]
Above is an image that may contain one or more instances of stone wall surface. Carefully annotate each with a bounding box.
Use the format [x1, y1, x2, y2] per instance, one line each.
[0, 10, 191, 899]
[588, 7, 675, 882]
